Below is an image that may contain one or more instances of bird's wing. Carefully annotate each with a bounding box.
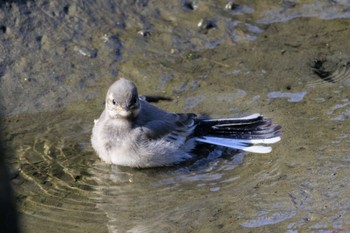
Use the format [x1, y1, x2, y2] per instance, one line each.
[140, 113, 196, 146]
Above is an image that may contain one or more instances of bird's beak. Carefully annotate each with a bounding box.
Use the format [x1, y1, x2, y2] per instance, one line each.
[116, 104, 129, 111]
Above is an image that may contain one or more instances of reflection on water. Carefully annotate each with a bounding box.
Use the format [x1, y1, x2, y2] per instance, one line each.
[241, 211, 296, 228]
[2, 0, 350, 232]
[267, 91, 307, 103]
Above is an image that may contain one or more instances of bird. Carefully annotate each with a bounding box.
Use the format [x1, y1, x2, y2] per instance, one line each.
[91, 78, 281, 168]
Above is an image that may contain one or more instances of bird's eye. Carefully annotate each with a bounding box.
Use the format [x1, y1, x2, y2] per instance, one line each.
[112, 99, 116, 105]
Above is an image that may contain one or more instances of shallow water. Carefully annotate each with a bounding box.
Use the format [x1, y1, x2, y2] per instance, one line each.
[1, 0, 350, 232]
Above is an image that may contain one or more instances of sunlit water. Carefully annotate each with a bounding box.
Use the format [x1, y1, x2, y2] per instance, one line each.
[1, 1, 350, 232]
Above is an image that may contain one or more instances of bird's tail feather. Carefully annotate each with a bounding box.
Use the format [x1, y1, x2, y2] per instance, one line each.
[194, 113, 281, 153]
[195, 136, 281, 153]
[194, 113, 281, 139]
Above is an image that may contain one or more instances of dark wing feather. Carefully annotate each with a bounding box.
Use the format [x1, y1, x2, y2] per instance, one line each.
[194, 114, 281, 140]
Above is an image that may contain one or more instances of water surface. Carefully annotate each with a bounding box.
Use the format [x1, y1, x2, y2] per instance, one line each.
[1, 1, 350, 232]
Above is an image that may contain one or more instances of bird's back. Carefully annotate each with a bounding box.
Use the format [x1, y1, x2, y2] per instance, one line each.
[135, 100, 175, 125]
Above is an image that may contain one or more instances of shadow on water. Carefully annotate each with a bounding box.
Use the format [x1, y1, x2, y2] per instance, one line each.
[1, 2, 29, 232]
[0, 105, 19, 233]
[0, 140, 20, 233]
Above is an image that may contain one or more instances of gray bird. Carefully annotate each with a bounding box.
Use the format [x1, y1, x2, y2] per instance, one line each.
[91, 78, 281, 168]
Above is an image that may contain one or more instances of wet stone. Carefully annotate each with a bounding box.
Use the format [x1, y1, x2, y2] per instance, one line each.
[0, 25, 6, 33]
[73, 45, 98, 58]
[182, 1, 198, 11]
[198, 19, 217, 33]
[63, 4, 69, 15]
[225, 2, 240, 10]
[137, 30, 151, 37]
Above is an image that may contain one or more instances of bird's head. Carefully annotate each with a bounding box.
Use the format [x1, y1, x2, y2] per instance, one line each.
[105, 78, 141, 119]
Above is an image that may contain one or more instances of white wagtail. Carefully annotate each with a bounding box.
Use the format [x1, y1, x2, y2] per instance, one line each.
[91, 78, 281, 167]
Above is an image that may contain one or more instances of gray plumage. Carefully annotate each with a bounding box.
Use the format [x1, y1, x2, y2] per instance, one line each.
[91, 78, 281, 168]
